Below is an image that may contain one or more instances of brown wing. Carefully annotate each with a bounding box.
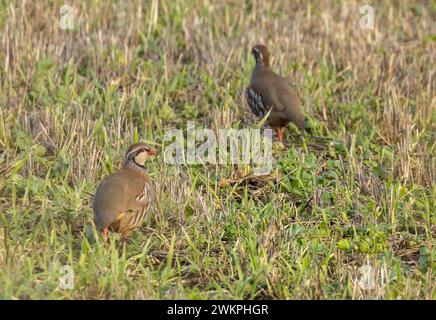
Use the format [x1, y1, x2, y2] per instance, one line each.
[115, 178, 155, 235]
[93, 170, 150, 231]
[249, 69, 306, 128]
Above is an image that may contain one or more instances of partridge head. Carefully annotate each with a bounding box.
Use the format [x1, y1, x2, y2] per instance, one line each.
[245, 44, 309, 142]
[93, 143, 157, 243]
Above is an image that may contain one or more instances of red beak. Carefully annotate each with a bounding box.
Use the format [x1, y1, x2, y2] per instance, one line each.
[148, 149, 158, 156]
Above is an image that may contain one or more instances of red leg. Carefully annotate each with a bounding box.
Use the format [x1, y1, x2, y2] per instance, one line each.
[277, 127, 283, 143]
[103, 228, 108, 244]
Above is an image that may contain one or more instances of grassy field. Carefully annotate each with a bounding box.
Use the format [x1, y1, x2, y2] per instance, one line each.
[0, 0, 435, 299]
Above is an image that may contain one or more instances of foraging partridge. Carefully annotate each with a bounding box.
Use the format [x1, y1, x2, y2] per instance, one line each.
[245, 44, 308, 142]
[93, 143, 157, 243]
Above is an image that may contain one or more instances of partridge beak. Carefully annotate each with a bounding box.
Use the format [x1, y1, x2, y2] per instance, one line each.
[148, 149, 158, 156]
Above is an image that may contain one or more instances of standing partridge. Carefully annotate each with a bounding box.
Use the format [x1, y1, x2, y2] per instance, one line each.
[93, 143, 157, 243]
[245, 44, 308, 142]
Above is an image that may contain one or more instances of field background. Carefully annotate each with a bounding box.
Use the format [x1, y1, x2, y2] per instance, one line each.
[0, 0, 435, 299]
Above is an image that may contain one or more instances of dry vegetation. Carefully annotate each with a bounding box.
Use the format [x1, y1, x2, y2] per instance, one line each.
[0, 0, 435, 299]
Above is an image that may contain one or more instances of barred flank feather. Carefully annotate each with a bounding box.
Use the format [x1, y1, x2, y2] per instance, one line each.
[129, 181, 154, 229]
[246, 87, 268, 118]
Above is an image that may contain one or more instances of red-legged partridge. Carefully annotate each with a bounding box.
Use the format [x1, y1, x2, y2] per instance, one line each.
[246, 44, 308, 142]
[93, 143, 157, 243]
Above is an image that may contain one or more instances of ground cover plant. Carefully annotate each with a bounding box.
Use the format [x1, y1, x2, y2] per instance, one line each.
[0, 0, 435, 299]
